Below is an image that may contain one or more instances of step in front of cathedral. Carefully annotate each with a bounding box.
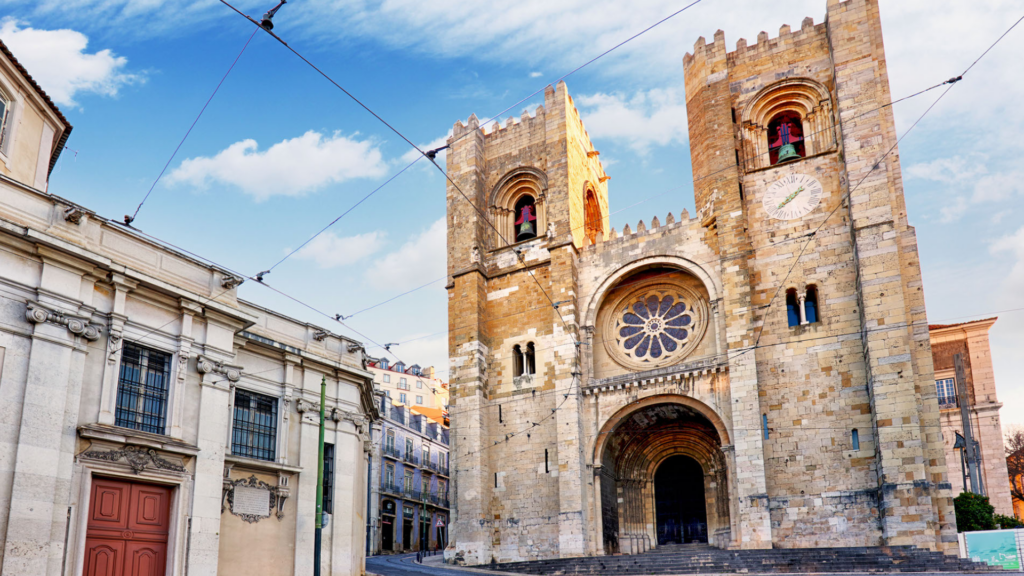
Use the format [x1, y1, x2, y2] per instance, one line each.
[487, 544, 999, 574]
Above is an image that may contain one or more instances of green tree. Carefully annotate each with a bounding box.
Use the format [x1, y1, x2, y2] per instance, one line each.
[954, 492, 996, 532]
[995, 514, 1024, 529]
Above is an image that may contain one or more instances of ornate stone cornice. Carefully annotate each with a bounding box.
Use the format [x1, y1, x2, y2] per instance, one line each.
[295, 398, 321, 414]
[220, 275, 245, 290]
[25, 301, 101, 340]
[80, 445, 187, 475]
[196, 355, 242, 382]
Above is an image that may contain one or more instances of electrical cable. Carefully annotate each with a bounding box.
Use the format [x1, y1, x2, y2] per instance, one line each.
[217, 0, 426, 158]
[221, 0, 707, 275]
[128, 27, 259, 224]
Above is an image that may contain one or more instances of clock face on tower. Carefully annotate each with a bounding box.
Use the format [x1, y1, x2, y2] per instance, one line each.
[762, 173, 823, 221]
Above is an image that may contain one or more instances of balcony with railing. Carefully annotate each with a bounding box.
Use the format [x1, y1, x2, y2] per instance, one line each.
[382, 444, 402, 460]
[424, 459, 449, 477]
[381, 481, 404, 496]
[402, 451, 420, 467]
[425, 492, 450, 509]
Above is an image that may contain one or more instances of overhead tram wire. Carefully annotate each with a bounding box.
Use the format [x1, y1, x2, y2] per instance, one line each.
[215, 0, 707, 275]
[127, 27, 259, 225]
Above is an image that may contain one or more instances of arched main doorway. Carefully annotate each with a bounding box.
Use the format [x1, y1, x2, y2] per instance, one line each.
[595, 397, 730, 554]
[655, 456, 707, 544]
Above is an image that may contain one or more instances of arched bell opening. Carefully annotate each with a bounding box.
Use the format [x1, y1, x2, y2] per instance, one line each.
[596, 400, 731, 555]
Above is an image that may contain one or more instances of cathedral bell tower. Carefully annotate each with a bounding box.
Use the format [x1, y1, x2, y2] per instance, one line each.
[683, 0, 954, 552]
[444, 82, 610, 564]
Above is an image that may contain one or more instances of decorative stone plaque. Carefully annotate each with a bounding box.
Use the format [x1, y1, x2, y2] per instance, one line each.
[222, 474, 286, 523]
[233, 486, 271, 518]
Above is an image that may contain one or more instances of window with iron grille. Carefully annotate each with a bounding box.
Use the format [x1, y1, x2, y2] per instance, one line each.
[232, 389, 278, 461]
[937, 378, 958, 408]
[323, 443, 335, 514]
[115, 342, 172, 435]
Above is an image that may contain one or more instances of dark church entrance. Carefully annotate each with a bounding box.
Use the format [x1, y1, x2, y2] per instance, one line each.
[655, 456, 708, 544]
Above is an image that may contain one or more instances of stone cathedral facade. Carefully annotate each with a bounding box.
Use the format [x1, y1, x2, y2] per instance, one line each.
[445, 0, 957, 564]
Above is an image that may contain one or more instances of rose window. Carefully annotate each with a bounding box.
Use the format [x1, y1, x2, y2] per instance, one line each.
[606, 284, 708, 369]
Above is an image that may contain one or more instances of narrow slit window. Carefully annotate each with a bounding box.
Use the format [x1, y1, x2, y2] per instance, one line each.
[786, 289, 800, 327]
[762, 414, 769, 440]
[805, 285, 820, 324]
[545, 448, 549, 473]
[499, 405, 503, 423]
[851, 429, 860, 451]
[495, 473, 498, 488]
[525, 342, 536, 375]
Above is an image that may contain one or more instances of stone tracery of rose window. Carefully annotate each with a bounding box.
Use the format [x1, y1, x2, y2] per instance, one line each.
[605, 283, 709, 370]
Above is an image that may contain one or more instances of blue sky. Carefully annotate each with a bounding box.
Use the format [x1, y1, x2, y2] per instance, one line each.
[3, 0, 1023, 425]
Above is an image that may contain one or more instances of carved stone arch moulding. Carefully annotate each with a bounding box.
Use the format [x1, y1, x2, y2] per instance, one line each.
[602, 280, 710, 371]
[739, 77, 836, 171]
[489, 167, 548, 248]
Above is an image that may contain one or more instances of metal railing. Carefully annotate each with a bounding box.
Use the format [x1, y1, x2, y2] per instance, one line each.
[382, 444, 402, 459]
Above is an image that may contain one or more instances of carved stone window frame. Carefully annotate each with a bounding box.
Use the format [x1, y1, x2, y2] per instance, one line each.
[102, 323, 188, 440]
[739, 78, 837, 172]
[488, 167, 548, 250]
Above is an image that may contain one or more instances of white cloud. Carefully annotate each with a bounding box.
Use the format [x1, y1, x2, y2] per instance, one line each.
[991, 226, 1024, 295]
[166, 131, 387, 201]
[529, 71, 543, 78]
[906, 156, 987, 185]
[366, 218, 446, 290]
[292, 230, 386, 269]
[908, 155, 1024, 222]
[0, 18, 139, 107]
[575, 88, 688, 154]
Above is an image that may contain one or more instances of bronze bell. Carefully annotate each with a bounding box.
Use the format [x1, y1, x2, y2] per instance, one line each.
[777, 143, 801, 164]
[517, 220, 535, 241]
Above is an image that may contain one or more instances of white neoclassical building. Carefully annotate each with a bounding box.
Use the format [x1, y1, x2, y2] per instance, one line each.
[0, 38, 380, 576]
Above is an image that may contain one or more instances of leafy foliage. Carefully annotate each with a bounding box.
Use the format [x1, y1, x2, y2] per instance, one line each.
[954, 492, 996, 532]
[995, 514, 1024, 529]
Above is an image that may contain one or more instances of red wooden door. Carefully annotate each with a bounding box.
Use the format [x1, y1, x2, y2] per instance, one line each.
[84, 479, 170, 576]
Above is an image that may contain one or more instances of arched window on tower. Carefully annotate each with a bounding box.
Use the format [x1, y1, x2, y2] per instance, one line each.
[768, 111, 806, 165]
[584, 188, 602, 245]
[514, 195, 538, 242]
[786, 288, 800, 327]
[512, 344, 524, 377]
[804, 285, 820, 324]
[525, 342, 536, 375]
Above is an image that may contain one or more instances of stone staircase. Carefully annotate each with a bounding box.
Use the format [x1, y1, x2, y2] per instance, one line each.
[488, 543, 998, 574]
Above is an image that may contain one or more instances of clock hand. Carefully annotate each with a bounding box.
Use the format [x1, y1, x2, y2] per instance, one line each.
[777, 186, 805, 210]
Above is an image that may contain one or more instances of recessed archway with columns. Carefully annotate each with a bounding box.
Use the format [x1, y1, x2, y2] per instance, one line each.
[590, 395, 735, 555]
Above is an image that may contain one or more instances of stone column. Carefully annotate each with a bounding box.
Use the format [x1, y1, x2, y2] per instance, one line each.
[2, 299, 98, 576]
[186, 356, 240, 575]
[293, 392, 321, 575]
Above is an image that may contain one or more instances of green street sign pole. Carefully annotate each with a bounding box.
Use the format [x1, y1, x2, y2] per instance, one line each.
[314, 375, 326, 576]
